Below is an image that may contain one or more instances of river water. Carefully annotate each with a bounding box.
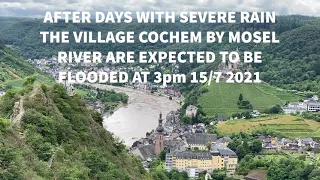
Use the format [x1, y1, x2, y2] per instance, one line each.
[88, 84, 180, 146]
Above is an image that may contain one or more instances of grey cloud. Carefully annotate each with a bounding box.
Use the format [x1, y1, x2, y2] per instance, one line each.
[0, 0, 319, 17]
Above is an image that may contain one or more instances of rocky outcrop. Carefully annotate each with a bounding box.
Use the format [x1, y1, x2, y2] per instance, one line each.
[10, 96, 24, 125]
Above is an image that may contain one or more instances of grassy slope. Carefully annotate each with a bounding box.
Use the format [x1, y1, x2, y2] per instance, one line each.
[0, 42, 149, 179]
[198, 83, 301, 116]
[217, 115, 320, 139]
[2, 74, 54, 91]
[0, 44, 35, 79]
[0, 84, 149, 179]
[0, 40, 54, 89]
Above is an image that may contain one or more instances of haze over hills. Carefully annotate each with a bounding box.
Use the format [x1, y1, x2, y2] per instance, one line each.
[0, 13, 320, 180]
[0, 15, 319, 92]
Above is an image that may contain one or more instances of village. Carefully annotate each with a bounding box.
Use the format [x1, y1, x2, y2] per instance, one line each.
[23, 53, 320, 179]
[127, 104, 320, 178]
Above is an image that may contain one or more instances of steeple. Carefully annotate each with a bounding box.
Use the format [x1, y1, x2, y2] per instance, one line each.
[156, 112, 164, 133]
[155, 112, 164, 155]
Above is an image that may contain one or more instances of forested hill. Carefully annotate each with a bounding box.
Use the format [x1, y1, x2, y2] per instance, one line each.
[0, 39, 149, 179]
[0, 39, 36, 82]
[0, 83, 149, 179]
[0, 15, 319, 91]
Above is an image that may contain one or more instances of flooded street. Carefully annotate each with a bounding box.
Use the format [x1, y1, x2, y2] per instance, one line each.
[88, 84, 181, 146]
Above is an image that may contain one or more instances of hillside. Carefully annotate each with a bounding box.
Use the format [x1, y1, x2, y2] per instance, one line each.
[0, 43, 150, 179]
[216, 115, 320, 139]
[0, 40, 36, 82]
[0, 40, 54, 91]
[198, 83, 302, 116]
[0, 84, 149, 179]
[254, 24, 320, 92]
[0, 17, 27, 31]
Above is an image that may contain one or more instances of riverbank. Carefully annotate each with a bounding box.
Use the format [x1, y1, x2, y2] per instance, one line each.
[84, 83, 181, 146]
[84, 83, 183, 104]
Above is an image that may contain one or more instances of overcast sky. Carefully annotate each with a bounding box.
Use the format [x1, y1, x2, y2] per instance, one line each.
[0, 0, 319, 17]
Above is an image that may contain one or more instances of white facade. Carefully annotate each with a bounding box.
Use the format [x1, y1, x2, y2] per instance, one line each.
[186, 105, 198, 118]
[165, 154, 173, 171]
[188, 143, 208, 151]
[287, 102, 308, 109]
[187, 168, 197, 178]
[307, 103, 320, 112]
[283, 102, 320, 113]
[283, 102, 308, 114]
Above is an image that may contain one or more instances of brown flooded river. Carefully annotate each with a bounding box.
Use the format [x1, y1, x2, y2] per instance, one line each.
[88, 84, 181, 146]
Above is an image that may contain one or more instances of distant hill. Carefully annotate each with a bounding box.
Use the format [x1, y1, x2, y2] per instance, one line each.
[198, 83, 301, 116]
[0, 17, 28, 31]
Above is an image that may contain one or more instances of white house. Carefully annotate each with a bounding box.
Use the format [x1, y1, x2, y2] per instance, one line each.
[307, 102, 320, 112]
[283, 102, 308, 114]
[186, 105, 198, 118]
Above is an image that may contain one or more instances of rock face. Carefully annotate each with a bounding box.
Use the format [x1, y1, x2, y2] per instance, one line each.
[10, 97, 24, 125]
[10, 86, 47, 126]
[30, 86, 47, 104]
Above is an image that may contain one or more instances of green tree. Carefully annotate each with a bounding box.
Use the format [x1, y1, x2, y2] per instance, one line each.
[238, 94, 243, 102]
[309, 168, 320, 180]
[267, 104, 283, 114]
[182, 115, 191, 124]
[211, 169, 227, 180]
[250, 139, 262, 153]
[235, 145, 247, 160]
[0, 118, 9, 132]
[23, 76, 36, 86]
[159, 149, 167, 161]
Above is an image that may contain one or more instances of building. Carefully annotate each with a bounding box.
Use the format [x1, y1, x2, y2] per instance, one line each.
[307, 102, 320, 112]
[164, 139, 186, 153]
[185, 133, 217, 151]
[132, 144, 156, 161]
[282, 102, 308, 114]
[303, 95, 319, 102]
[217, 136, 232, 146]
[211, 143, 238, 173]
[280, 143, 300, 153]
[154, 113, 165, 155]
[166, 151, 213, 178]
[295, 138, 314, 147]
[283, 101, 320, 114]
[186, 105, 198, 118]
[163, 86, 181, 97]
[165, 143, 238, 178]
[280, 138, 292, 146]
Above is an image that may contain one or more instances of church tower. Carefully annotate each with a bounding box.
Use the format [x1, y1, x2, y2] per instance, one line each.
[154, 112, 164, 156]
